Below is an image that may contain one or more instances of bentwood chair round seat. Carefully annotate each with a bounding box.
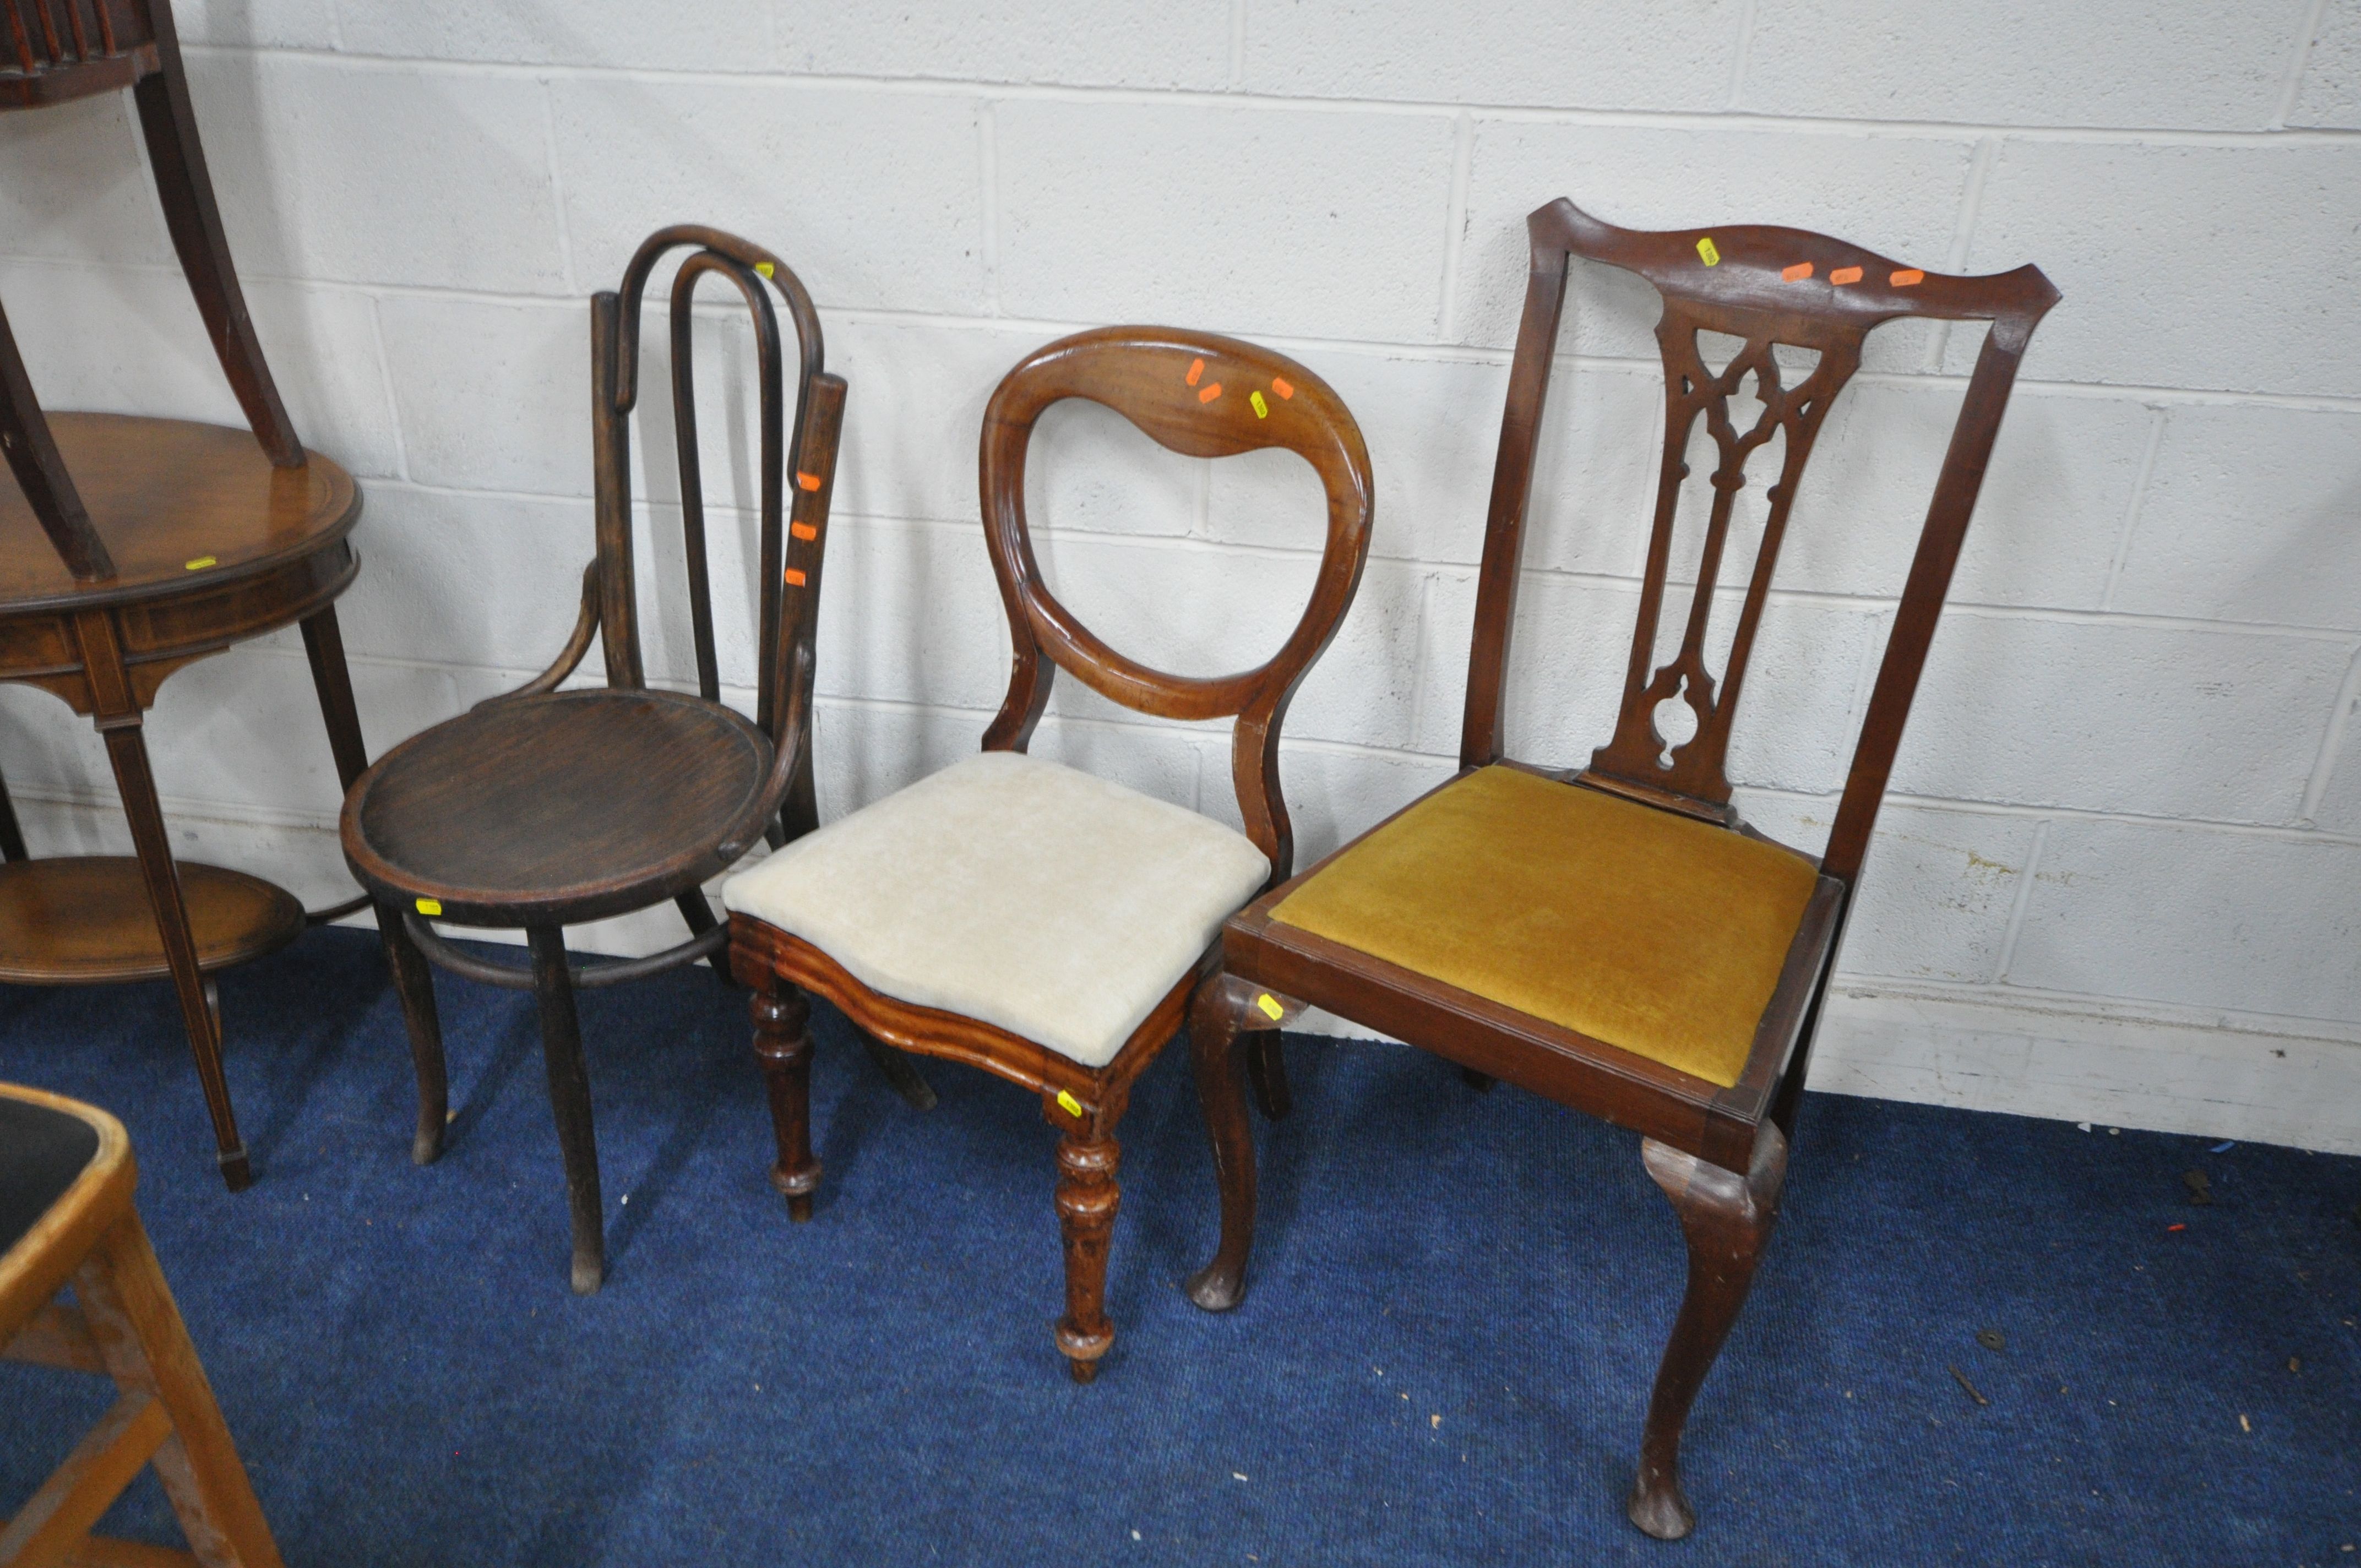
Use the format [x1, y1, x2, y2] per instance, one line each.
[344, 688, 775, 926]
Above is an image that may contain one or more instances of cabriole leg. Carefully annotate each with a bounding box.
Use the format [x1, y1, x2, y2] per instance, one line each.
[1054, 1129, 1121, 1382]
[527, 924, 603, 1294]
[1626, 1125, 1788, 1540]
[749, 974, 821, 1220]
[1183, 975, 1258, 1311]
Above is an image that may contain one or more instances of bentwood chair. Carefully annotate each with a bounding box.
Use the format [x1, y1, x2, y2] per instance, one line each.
[2, 0, 377, 1192]
[1188, 199, 2057, 1535]
[1, 1081, 282, 1565]
[340, 227, 846, 1294]
[725, 328, 1373, 1381]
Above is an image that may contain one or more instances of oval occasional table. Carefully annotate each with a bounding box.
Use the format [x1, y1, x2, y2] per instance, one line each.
[0, 412, 370, 1191]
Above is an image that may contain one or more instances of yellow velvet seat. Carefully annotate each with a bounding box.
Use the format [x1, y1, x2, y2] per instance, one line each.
[1269, 765, 1821, 1088]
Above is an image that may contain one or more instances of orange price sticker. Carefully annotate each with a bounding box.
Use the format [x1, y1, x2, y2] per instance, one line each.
[1781, 262, 1814, 282]
[1695, 236, 1720, 266]
[1829, 265, 1862, 286]
[1198, 382, 1222, 404]
[1270, 377, 1293, 399]
[1890, 268, 1925, 287]
[790, 521, 818, 541]
[784, 568, 807, 586]
[795, 471, 822, 492]
[1185, 357, 1206, 388]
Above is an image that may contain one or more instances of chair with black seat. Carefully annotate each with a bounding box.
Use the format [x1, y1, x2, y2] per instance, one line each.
[1185, 198, 2057, 1536]
[339, 226, 847, 1294]
[1, 1080, 283, 1566]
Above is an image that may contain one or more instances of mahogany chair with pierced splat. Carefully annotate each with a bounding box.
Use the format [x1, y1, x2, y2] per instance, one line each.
[339, 227, 848, 1294]
[724, 326, 1373, 1382]
[1187, 198, 2057, 1536]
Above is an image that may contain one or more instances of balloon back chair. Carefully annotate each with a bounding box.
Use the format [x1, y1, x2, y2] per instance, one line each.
[725, 326, 1373, 1381]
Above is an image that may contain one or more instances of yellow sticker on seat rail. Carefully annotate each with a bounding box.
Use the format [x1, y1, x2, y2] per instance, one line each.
[1256, 993, 1285, 1021]
[1056, 1089, 1083, 1117]
[415, 897, 442, 916]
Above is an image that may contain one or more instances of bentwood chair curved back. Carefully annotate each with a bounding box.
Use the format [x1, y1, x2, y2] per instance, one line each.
[1, 1081, 283, 1565]
[723, 326, 1373, 1381]
[340, 225, 847, 1294]
[1189, 198, 2057, 1535]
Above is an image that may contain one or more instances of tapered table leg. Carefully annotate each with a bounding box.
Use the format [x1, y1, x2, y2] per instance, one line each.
[299, 606, 369, 792]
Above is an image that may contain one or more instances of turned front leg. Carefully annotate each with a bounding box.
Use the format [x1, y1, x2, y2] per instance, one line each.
[1053, 1130, 1121, 1383]
[1626, 1124, 1788, 1541]
[750, 978, 822, 1220]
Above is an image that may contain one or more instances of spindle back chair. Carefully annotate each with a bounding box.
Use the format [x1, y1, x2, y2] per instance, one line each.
[1189, 197, 2057, 1536]
[341, 226, 847, 1292]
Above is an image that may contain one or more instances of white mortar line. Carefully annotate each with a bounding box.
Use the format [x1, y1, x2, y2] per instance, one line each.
[2274, 0, 2333, 127]
[1406, 572, 1437, 749]
[365, 296, 412, 482]
[1434, 111, 1475, 342]
[977, 101, 1002, 316]
[1723, 0, 1760, 110]
[537, 80, 580, 296]
[2298, 639, 2361, 824]
[2099, 406, 2168, 611]
[1989, 816, 2050, 983]
[1227, 0, 1248, 91]
[168, 42, 2361, 146]
[1922, 135, 1998, 373]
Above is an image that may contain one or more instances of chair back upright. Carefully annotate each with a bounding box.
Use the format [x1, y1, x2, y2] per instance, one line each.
[977, 328, 1375, 884]
[591, 226, 843, 840]
[1461, 198, 2059, 889]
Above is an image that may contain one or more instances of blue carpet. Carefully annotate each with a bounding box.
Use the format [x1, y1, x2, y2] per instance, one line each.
[2, 925, 2357, 1565]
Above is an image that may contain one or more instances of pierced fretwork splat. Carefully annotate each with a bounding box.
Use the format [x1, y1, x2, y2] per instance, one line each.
[1579, 301, 1863, 821]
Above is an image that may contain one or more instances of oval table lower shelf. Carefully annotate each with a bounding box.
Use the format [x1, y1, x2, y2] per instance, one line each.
[0, 857, 306, 985]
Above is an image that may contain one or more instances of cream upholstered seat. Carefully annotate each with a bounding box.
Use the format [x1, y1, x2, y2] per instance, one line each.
[722, 751, 1271, 1068]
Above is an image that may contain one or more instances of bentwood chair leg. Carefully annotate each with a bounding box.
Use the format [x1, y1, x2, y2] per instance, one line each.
[0, 762, 26, 861]
[748, 975, 821, 1219]
[374, 900, 448, 1164]
[1184, 975, 1258, 1313]
[672, 890, 731, 983]
[101, 717, 249, 1191]
[1626, 1125, 1789, 1540]
[527, 924, 605, 1294]
[74, 1209, 285, 1568]
[1053, 1126, 1121, 1383]
[130, 12, 301, 465]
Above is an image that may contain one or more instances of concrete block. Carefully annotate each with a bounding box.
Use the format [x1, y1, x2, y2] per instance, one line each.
[995, 100, 1460, 344]
[2007, 818, 2361, 1024]
[1842, 805, 2039, 986]
[1031, 397, 1205, 541]
[2291, 0, 2361, 127]
[0, 92, 171, 265]
[1194, 740, 1459, 866]
[1960, 139, 2361, 396]
[807, 698, 993, 822]
[1455, 121, 1974, 368]
[0, 261, 401, 478]
[1243, 0, 1744, 111]
[336, 483, 599, 673]
[1784, 383, 2151, 611]
[171, 0, 340, 48]
[2302, 664, 2361, 834]
[1894, 612, 2348, 823]
[815, 518, 1012, 713]
[549, 79, 988, 315]
[776, 2, 1232, 89]
[183, 53, 569, 293]
[1025, 715, 1207, 815]
[378, 292, 588, 494]
[341, 0, 776, 68]
[1742, 0, 2298, 129]
[827, 317, 1054, 525]
[2112, 404, 2361, 630]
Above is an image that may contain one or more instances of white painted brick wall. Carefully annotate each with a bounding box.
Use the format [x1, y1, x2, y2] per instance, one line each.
[2, 1, 2358, 1144]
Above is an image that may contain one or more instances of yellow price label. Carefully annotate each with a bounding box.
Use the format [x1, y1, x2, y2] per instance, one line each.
[1695, 236, 1720, 266]
[1056, 1089, 1082, 1117]
[754, 260, 775, 279]
[184, 556, 217, 570]
[1256, 993, 1285, 1021]
[1249, 390, 1269, 419]
[415, 897, 443, 916]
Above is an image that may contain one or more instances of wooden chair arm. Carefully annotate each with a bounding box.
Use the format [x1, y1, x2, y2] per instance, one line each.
[479, 558, 602, 709]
